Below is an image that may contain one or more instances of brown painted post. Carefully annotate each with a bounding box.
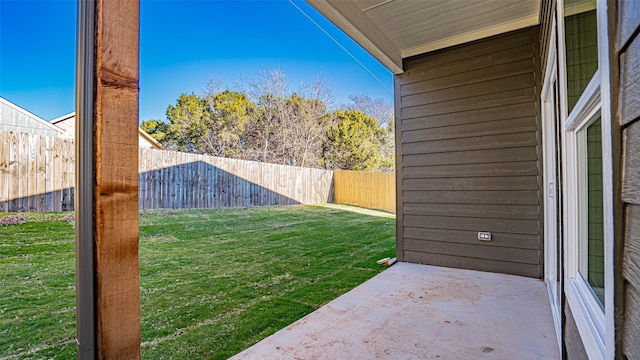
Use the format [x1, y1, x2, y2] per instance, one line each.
[76, 0, 141, 359]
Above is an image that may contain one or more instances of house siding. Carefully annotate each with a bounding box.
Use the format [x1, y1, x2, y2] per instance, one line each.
[618, 1, 640, 358]
[0, 99, 60, 137]
[394, 27, 543, 278]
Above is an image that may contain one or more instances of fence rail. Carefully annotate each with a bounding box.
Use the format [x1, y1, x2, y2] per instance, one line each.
[0, 130, 395, 213]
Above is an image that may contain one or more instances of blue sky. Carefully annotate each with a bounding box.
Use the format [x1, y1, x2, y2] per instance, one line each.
[0, 0, 393, 122]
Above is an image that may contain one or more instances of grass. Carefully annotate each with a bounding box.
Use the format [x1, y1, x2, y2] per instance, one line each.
[0, 204, 395, 359]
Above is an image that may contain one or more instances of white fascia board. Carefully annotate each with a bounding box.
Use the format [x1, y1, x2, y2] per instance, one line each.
[402, 14, 540, 58]
[306, 0, 403, 74]
[138, 128, 163, 149]
[50, 112, 76, 124]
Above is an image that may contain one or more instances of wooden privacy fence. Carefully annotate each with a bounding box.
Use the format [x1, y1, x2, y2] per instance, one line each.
[0, 131, 75, 212]
[138, 148, 333, 209]
[333, 169, 395, 213]
[0, 130, 334, 212]
[0, 130, 395, 213]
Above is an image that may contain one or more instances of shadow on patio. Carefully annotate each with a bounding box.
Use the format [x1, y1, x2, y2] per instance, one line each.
[232, 262, 560, 360]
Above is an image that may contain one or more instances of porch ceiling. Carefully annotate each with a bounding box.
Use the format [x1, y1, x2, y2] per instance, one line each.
[306, 0, 540, 74]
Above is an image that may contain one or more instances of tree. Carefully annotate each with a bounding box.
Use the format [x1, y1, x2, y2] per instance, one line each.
[152, 91, 257, 157]
[344, 95, 395, 170]
[165, 93, 213, 153]
[345, 94, 393, 129]
[286, 76, 333, 167]
[322, 109, 392, 171]
[281, 92, 329, 167]
[206, 89, 257, 157]
[243, 68, 289, 163]
[140, 119, 174, 147]
[243, 69, 333, 168]
[141, 70, 393, 171]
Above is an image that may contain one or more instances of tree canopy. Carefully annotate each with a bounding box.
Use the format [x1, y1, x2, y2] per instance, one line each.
[141, 70, 394, 172]
[322, 110, 392, 171]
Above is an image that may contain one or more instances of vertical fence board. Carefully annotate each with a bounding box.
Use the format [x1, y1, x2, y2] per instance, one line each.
[191, 154, 198, 208]
[52, 138, 62, 211]
[152, 150, 159, 209]
[185, 154, 191, 208]
[8, 132, 19, 212]
[168, 151, 176, 208]
[181, 152, 186, 208]
[189, 154, 194, 208]
[145, 148, 152, 210]
[69, 140, 75, 208]
[174, 151, 181, 209]
[217, 157, 224, 207]
[205, 157, 211, 208]
[138, 148, 145, 210]
[46, 138, 53, 211]
[196, 155, 203, 208]
[184, 153, 190, 208]
[63, 139, 71, 211]
[18, 133, 29, 212]
[61, 139, 69, 211]
[160, 150, 167, 208]
[35, 135, 46, 211]
[0, 131, 8, 212]
[26, 134, 36, 211]
[140, 148, 146, 210]
[33, 135, 43, 211]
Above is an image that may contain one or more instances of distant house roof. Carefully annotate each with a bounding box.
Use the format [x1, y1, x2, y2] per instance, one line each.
[50, 112, 163, 149]
[138, 127, 163, 149]
[0, 96, 64, 136]
[50, 112, 75, 125]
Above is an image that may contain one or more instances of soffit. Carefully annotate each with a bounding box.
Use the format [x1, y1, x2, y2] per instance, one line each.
[306, 0, 541, 74]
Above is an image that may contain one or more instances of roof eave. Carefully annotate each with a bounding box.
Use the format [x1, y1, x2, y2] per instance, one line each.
[138, 128, 163, 149]
[306, 0, 404, 74]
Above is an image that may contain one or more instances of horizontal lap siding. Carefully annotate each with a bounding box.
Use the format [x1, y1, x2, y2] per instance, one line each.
[396, 27, 542, 278]
[619, 2, 640, 357]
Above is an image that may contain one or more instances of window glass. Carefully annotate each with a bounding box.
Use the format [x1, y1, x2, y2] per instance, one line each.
[579, 114, 604, 307]
[564, 0, 598, 113]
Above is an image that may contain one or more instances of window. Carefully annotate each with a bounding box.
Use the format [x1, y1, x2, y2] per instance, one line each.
[558, 0, 614, 358]
[564, 1, 598, 112]
[578, 112, 604, 307]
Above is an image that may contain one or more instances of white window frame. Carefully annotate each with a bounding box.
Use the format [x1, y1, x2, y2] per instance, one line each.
[541, 18, 563, 350]
[557, 1, 614, 359]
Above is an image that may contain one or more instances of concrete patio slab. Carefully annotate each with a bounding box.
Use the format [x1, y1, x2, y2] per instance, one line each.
[231, 262, 560, 360]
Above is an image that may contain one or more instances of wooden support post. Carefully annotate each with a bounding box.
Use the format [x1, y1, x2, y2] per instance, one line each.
[76, 0, 141, 359]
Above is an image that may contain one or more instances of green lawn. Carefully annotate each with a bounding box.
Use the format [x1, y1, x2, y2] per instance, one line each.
[0, 204, 395, 359]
